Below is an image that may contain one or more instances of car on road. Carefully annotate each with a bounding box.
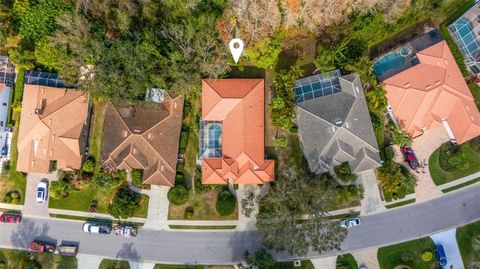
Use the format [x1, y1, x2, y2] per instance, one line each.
[400, 146, 419, 170]
[0, 213, 22, 223]
[82, 222, 112, 234]
[435, 244, 448, 267]
[29, 240, 55, 253]
[114, 225, 138, 237]
[36, 181, 48, 203]
[340, 217, 361, 228]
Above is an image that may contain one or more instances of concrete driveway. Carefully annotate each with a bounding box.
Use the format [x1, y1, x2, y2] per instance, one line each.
[430, 229, 465, 269]
[311, 256, 337, 269]
[358, 169, 385, 215]
[23, 172, 58, 217]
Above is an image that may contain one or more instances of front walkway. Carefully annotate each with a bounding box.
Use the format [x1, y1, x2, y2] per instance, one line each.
[358, 169, 385, 215]
[142, 185, 170, 230]
[430, 229, 465, 269]
[352, 248, 380, 269]
[23, 172, 59, 217]
[310, 256, 337, 269]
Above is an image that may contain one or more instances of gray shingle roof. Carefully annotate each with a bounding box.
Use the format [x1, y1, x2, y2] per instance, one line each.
[296, 72, 381, 174]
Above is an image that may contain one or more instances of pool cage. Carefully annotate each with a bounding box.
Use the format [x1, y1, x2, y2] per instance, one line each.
[198, 120, 223, 160]
[294, 70, 342, 104]
[24, 71, 67, 88]
[0, 56, 15, 87]
[448, 4, 480, 74]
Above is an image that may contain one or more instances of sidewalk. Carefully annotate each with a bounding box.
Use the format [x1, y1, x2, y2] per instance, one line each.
[49, 208, 147, 223]
[438, 171, 480, 191]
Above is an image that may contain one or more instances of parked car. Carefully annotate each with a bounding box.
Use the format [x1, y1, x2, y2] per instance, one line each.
[57, 244, 78, 256]
[114, 225, 138, 238]
[36, 181, 48, 203]
[82, 222, 112, 234]
[29, 240, 55, 253]
[0, 213, 22, 223]
[400, 146, 419, 170]
[435, 244, 448, 267]
[340, 217, 361, 228]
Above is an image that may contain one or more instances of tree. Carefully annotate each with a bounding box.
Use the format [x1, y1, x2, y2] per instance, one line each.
[167, 185, 189, 205]
[240, 248, 276, 269]
[257, 170, 347, 256]
[377, 161, 416, 195]
[216, 187, 237, 216]
[81, 157, 95, 174]
[245, 33, 283, 69]
[92, 172, 118, 189]
[107, 186, 140, 219]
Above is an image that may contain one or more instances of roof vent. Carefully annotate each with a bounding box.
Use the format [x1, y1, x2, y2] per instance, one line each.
[404, 83, 410, 88]
[426, 84, 432, 90]
[335, 120, 343, 127]
[123, 130, 128, 137]
[134, 129, 141, 133]
[34, 108, 42, 115]
[147, 133, 152, 139]
[434, 80, 441, 85]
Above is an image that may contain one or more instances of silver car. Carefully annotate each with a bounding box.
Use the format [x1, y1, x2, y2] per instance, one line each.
[340, 217, 361, 228]
[36, 182, 48, 203]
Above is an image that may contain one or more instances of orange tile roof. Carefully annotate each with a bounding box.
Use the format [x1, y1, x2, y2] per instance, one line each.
[201, 79, 274, 184]
[17, 85, 89, 173]
[383, 41, 480, 144]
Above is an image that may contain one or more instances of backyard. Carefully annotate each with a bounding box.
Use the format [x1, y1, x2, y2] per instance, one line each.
[0, 248, 77, 269]
[377, 237, 438, 269]
[456, 220, 480, 268]
[428, 140, 480, 185]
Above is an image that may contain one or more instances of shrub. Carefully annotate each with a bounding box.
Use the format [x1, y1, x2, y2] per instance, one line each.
[50, 180, 72, 199]
[334, 162, 358, 183]
[92, 172, 118, 188]
[439, 144, 469, 172]
[168, 185, 189, 205]
[216, 187, 236, 216]
[422, 251, 433, 261]
[385, 146, 395, 161]
[107, 186, 139, 219]
[184, 206, 194, 219]
[81, 156, 95, 174]
[275, 135, 288, 148]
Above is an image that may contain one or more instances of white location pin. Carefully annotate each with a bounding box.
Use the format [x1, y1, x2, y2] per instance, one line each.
[229, 38, 244, 64]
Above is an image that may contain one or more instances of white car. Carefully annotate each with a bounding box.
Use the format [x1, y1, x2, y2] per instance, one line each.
[36, 182, 48, 203]
[82, 222, 112, 234]
[340, 217, 361, 228]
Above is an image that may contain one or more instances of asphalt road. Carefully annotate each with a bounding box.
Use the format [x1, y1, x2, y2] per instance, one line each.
[0, 184, 479, 264]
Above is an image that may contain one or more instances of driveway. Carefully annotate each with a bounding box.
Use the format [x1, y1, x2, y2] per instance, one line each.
[358, 169, 385, 215]
[23, 172, 58, 217]
[311, 256, 337, 269]
[430, 229, 465, 269]
[143, 185, 170, 230]
[352, 248, 380, 269]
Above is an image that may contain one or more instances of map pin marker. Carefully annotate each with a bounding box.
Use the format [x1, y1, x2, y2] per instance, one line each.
[229, 38, 244, 64]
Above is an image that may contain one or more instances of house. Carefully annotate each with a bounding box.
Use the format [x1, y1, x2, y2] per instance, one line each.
[17, 71, 89, 173]
[382, 40, 480, 144]
[102, 90, 183, 186]
[199, 79, 274, 185]
[448, 3, 480, 74]
[0, 56, 15, 173]
[295, 70, 382, 174]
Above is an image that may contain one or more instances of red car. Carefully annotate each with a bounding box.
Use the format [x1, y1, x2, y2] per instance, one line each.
[401, 146, 419, 170]
[29, 240, 55, 253]
[0, 213, 22, 224]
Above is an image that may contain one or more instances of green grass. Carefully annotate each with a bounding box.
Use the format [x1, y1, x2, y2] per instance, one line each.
[49, 213, 144, 226]
[275, 260, 314, 269]
[428, 142, 480, 185]
[99, 259, 130, 269]
[0, 111, 26, 205]
[154, 265, 205, 269]
[336, 254, 358, 269]
[0, 247, 77, 269]
[385, 198, 416, 209]
[442, 177, 480, 193]
[168, 225, 236, 230]
[456, 220, 480, 268]
[377, 237, 437, 269]
[88, 103, 106, 170]
[468, 83, 480, 110]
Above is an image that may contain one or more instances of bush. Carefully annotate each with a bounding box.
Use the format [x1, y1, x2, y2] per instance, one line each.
[275, 135, 288, 148]
[439, 144, 469, 172]
[184, 206, 194, 219]
[215, 187, 236, 216]
[168, 185, 189, 205]
[81, 156, 96, 174]
[107, 186, 139, 219]
[334, 162, 358, 183]
[50, 180, 72, 199]
[385, 146, 395, 161]
[422, 251, 433, 262]
[92, 172, 118, 188]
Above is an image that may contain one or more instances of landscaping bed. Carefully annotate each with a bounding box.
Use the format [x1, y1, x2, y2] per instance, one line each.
[377, 237, 437, 269]
[429, 140, 480, 185]
[0, 247, 77, 269]
[336, 254, 358, 269]
[456, 220, 480, 268]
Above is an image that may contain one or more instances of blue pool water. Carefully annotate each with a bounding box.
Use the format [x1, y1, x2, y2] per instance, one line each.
[454, 18, 480, 58]
[373, 53, 406, 78]
[208, 123, 222, 151]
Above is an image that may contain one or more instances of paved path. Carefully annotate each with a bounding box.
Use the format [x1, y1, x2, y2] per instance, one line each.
[352, 248, 380, 269]
[0, 182, 478, 264]
[126, 170, 151, 195]
[143, 185, 170, 230]
[0, 203, 23, 210]
[49, 208, 147, 223]
[439, 171, 480, 191]
[76, 254, 103, 269]
[430, 229, 465, 269]
[23, 173, 58, 217]
[310, 256, 337, 269]
[358, 169, 385, 215]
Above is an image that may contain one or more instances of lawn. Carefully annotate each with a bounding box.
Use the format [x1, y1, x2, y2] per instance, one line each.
[377, 237, 437, 269]
[88, 102, 106, 169]
[456, 220, 480, 268]
[385, 198, 416, 209]
[154, 265, 204, 269]
[49, 181, 149, 218]
[428, 141, 480, 185]
[275, 260, 314, 269]
[0, 247, 77, 269]
[468, 83, 480, 110]
[442, 177, 480, 193]
[0, 111, 26, 205]
[336, 254, 358, 269]
[168, 188, 238, 221]
[99, 259, 130, 269]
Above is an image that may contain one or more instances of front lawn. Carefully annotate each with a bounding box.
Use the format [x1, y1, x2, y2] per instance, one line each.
[154, 265, 204, 269]
[456, 220, 480, 268]
[429, 141, 480, 185]
[99, 259, 130, 269]
[377, 237, 437, 269]
[336, 254, 358, 269]
[275, 260, 314, 269]
[0, 247, 77, 269]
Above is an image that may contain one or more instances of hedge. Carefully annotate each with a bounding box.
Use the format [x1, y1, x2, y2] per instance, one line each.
[168, 185, 189, 205]
[215, 188, 236, 216]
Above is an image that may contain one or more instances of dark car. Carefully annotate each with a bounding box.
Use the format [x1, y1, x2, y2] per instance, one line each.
[435, 244, 448, 267]
[400, 146, 419, 170]
[0, 213, 22, 224]
[82, 222, 112, 234]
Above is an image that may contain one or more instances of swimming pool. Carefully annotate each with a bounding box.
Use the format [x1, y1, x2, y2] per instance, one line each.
[453, 18, 480, 60]
[373, 53, 406, 78]
[208, 123, 222, 153]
